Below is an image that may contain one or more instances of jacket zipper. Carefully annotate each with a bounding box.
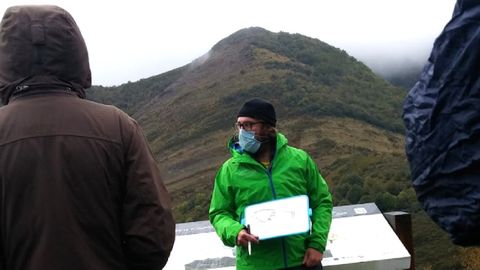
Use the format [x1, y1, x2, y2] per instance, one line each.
[265, 166, 276, 199]
[265, 164, 288, 268]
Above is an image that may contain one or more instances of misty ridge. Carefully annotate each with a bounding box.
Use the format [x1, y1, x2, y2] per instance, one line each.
[188, 27, 432, 91]
[187, 29, 430, 91]
[338, 35, 433, 90]
[362, 56, 426, 90]
[190, 52, 426, 92]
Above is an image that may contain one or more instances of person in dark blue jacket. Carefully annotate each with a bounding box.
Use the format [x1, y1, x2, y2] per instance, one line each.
[403, 0, 480, 246]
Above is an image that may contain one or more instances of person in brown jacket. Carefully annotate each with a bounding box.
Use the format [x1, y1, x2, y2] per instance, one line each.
[0, 5, 175, 270]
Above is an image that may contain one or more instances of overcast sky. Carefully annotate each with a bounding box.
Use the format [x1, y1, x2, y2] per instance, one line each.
[1, 0, 456, 86]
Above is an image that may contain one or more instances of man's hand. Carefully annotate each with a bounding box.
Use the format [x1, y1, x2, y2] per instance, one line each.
[302, 248, 323, 267]
[236, 229, 259, 247]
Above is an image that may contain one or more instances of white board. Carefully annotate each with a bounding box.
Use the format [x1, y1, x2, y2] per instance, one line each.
[244, 195, 310, 240]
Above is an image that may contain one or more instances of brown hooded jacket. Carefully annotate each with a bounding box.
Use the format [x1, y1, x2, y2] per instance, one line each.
[0, 5, 175, 270]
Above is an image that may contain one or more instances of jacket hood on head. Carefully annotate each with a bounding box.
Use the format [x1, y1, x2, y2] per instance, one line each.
[0, 5, 91, 104]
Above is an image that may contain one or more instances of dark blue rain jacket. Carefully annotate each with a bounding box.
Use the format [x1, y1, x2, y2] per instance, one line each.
[403, 0, 480, 246]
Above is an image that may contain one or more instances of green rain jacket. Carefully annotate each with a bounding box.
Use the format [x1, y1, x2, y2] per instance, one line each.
[209, 133, 333, 269]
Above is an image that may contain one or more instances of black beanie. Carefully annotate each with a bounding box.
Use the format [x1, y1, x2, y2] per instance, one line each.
[237, 98, 276, 126]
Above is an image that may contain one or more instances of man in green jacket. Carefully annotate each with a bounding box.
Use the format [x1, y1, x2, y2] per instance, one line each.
[209, 98, 333, 270]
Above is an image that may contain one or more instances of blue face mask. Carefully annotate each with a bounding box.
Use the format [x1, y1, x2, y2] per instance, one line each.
[238, 129, 261, 154]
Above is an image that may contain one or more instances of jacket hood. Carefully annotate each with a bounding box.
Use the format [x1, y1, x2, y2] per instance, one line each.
[0, 5, 91, 104]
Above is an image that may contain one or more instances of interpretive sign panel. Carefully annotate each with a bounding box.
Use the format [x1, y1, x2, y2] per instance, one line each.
[164, 203, 411, 270]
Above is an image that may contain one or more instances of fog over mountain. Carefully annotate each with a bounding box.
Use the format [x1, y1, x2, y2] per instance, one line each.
[0, 0, 454, 86]
[317, 35, 435, 89]
[356, 48, 428, 76]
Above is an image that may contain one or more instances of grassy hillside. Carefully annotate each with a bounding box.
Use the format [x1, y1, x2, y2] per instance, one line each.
[88, 27, 410, 218]
[86, 27, 474, 269]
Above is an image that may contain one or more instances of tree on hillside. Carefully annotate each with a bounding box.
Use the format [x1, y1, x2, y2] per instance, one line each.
[458, 247, 480, 270]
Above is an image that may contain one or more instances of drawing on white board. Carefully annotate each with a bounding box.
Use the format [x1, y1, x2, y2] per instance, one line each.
[252, 209, 296, 223]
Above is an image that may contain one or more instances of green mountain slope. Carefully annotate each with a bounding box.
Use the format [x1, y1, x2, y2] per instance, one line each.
[87, 27, 470, 269]
[87, 26, 409, 213]
[89, 26, 407, 194]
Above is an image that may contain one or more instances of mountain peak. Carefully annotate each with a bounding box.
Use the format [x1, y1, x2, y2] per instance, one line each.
[212, 27, 272, 51]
